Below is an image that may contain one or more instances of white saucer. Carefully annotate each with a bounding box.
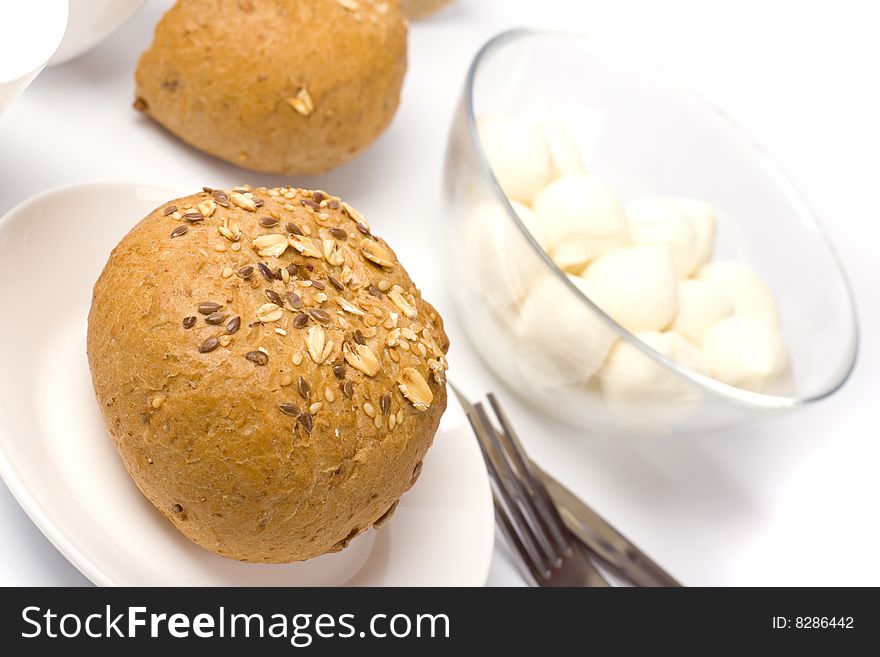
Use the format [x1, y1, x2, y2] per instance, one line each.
[0, 181, 494, 586]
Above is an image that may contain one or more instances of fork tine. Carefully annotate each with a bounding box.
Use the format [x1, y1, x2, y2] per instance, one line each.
[461, 403, 551, 577]
[493, 495, 544, 584]
[474, 401, 562, 569]
[486, 393, 571, 554]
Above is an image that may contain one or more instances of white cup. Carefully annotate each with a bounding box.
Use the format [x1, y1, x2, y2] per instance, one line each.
[50, 0, 147, 65]
[0, 2, 68, 115]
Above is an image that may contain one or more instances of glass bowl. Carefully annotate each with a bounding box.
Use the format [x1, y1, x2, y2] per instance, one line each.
[443, 29, 858, 435]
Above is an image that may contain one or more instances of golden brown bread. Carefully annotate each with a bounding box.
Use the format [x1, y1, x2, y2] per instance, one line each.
[134, 0, 408, 174]
[87, 186, 449, 563]
[399, 0, 454, 19]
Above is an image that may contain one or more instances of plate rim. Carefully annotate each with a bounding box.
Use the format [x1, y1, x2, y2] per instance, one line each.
[0, 179, 494, 587]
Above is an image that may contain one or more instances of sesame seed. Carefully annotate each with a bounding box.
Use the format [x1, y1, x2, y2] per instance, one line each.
[298, 376, 311, 400]
[199, 337, 220, 353]
[198, 301, 223, 315]
[245, 350, 269, 366]
[279, 403, 301, 417]
[298, 413, 313, 432]
[285, 292, 303, 310]
[308, 309, 331, 323]
[212, 190, 230, 207]
[257, 263, 274, 281]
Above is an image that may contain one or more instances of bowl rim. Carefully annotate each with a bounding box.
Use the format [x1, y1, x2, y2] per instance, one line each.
[0, 2, 68, 84]
[462, 27, 860, 410]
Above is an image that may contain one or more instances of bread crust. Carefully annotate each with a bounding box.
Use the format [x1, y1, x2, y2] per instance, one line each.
[134, 0, 408, 174]
[87, 186, 448, 563]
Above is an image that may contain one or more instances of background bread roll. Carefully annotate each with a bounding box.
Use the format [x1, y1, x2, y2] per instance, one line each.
[88, 186, 449, 563]
[399, 0, 455, 19]
[134, 0, 408, 174]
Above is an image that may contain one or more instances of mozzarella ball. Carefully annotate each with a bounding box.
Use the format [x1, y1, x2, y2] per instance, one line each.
[697, 260, 780, 329]
[477, 114, 554, 203]
[701, 316, 792, 393]
[601, 330, 707, 407]
[626, 197, 699, 277]
[532, 174, 630, 273]
[542, 119, 586, 177]
[672, 279, 734, 344]
[516, 274, 617, 385]
[464, 201, 549, 309]
[582, 246, 678, 332]
[675, 197, 717, 270]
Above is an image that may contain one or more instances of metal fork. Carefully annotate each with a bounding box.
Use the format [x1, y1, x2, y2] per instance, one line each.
[450, 384, 609, 586]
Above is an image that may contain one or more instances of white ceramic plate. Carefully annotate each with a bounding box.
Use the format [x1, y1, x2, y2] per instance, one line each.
[0, 181, 494, 586]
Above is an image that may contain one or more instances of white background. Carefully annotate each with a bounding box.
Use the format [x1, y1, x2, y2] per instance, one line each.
[1, 0, 879, 586]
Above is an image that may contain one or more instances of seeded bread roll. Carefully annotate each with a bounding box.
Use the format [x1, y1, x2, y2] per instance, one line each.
[87, 186, 449, 563]
[399, 0, 454, 19]
[134, 0, 407, 175]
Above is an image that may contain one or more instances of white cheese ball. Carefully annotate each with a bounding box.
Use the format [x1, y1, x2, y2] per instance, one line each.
[532, 174, 630, 273]
[477, 113, 554, 203]
[582, 246, 678, 332]
[675, 197, 717, 271]
[701, 316, 792, 394]
[516, 274, 617, 385]
[542, 119, 586, 177]
[672, 279, 734, 345]
[464, 200, 549, 309]
[626, 197, 699, 277]
[600, 331, 707, 422]
[697, 260, 780, 329]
